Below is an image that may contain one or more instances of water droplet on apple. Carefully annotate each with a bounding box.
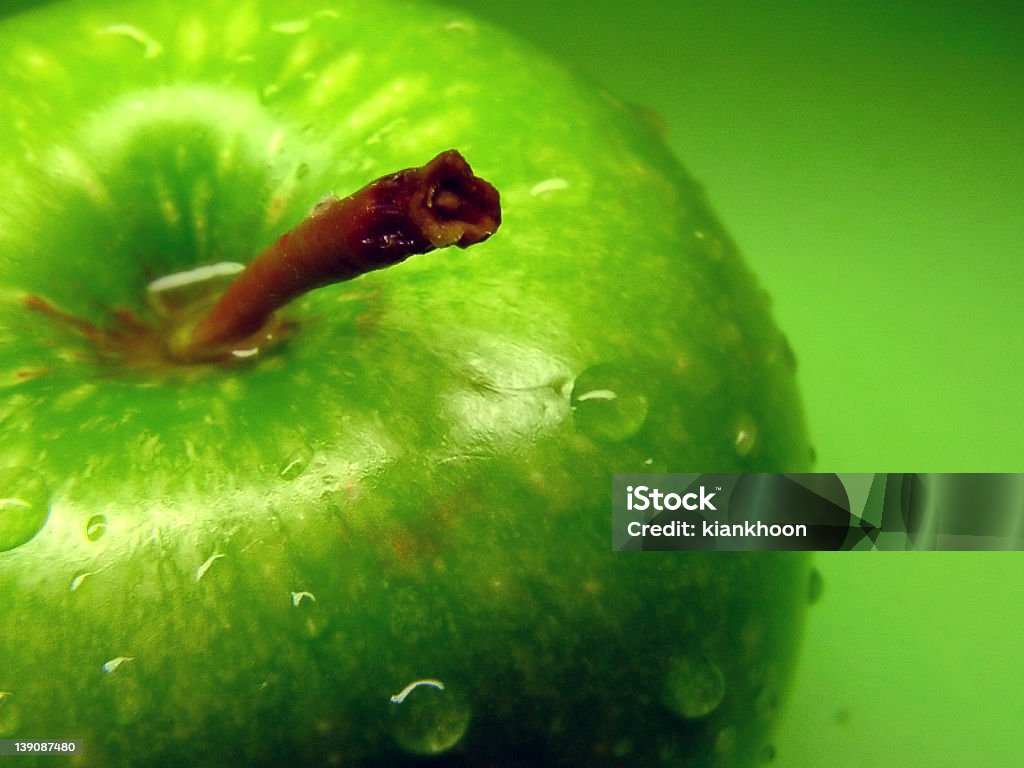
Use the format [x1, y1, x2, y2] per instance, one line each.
[733, 412, 758, 457]
[391, 681, 470, 755]
[0, 695, 19, 736]
[147, 261, 244, 318]
[260, 83, 281, 104]
[760, 743, 777, 763]
[693, 228, 726, 261]
[278, 445, 313, 480]
[443, 18, 477, 35]
[662, 653, 725, 719]
[570, 364, 648, 442]
[0, 467, 51, 553]
[70, 570, 95, 592]
[85, 514, 108, 541]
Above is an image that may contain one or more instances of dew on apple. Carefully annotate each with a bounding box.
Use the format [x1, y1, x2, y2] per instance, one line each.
[692, 228, 728, 263]
[102, 656, 134, 675]
[570, 363, 649, 443]
[529, 177, 569, 196]
[195, 552, 225, 583]
[260, 83, 282, 104]
[278, 445, 313, 480]
[0, 466, 51, 553]
[147, 262, 244, 318]
[271, 19, 312, 36]
[85, 514, 108, 542]
[662, 652, 726, 720]
[101, 24, 164, 59]
[390, 680, 470, 756]
[70, 570, 96, 592]
[733, 412, 758, 457]
[442, 18, 476, 34]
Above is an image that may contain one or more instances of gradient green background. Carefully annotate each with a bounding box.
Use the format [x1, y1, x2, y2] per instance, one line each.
[3, 0, 1021, 764]
[444, 1, 1023, 766]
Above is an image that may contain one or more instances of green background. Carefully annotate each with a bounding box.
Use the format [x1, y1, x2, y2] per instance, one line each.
[445, 1, 1023, 766]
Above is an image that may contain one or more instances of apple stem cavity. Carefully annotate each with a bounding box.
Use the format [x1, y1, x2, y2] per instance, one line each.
[26, 150, 501, 371]
[172, 149, 501, 363]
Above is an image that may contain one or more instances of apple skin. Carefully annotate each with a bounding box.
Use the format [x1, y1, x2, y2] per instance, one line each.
[0, 1, 812, 766]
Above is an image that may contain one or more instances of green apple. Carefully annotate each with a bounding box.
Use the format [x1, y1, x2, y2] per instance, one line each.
[0, 0, 813, 766]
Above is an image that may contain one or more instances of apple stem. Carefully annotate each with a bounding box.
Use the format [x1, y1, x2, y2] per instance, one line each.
[170, 150, 501, 362]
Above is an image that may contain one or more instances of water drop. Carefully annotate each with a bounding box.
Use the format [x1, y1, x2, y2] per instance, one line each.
[663, 653, 725, 719]
[693, 229, 726, 261]
[279, 445, 313, 480]
[733, 413, 757, 457]
[443, 19, 477, 34]
[570, 364, 648, 443]
[260, 83, 281, 104]
[390, 680, 470, 756]
[85, 514, 108, 541]
[0, 695, 19, 737]
[296, 162, 310, 179]
[102, 656, 134, 674]
[0, 467, 51, 553]
[70, 570, 95, 592]
[761, 743, 777, 763]
[194, 553, 224, 583]
[808, 568, 824, 605]
[147, 261, 244, 318]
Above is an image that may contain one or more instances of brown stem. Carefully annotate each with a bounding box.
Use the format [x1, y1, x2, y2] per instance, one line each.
[172, 149, 500, 362]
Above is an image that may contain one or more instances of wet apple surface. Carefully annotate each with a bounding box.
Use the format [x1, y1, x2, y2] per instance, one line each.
[0, 1, 811, 766]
